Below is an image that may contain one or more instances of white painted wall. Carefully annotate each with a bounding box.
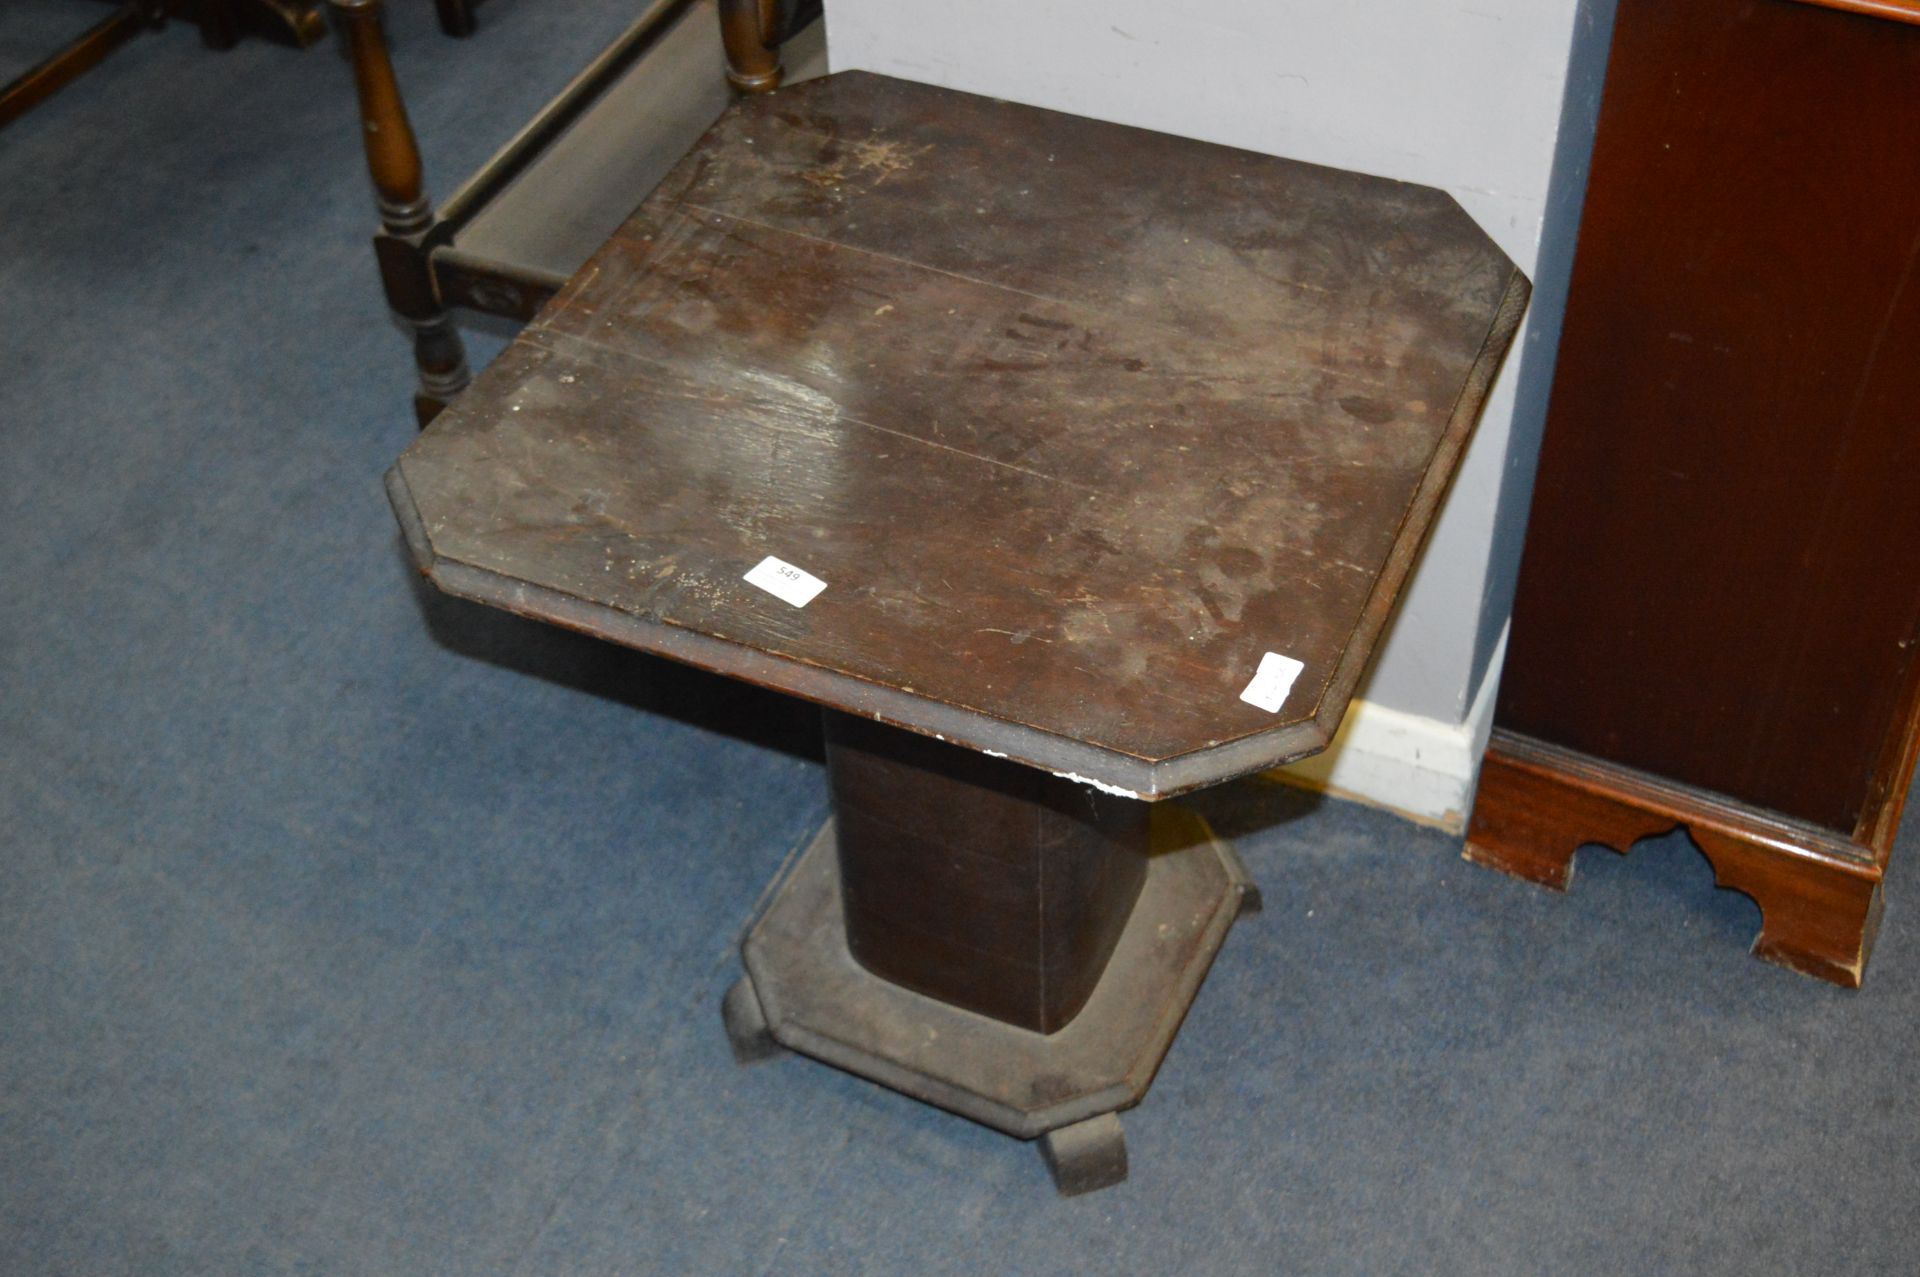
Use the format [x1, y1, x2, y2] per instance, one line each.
[822, 0, 1613, 825]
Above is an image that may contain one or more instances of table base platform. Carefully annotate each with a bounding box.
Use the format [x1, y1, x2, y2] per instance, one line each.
[725, 806, 1259, 1196]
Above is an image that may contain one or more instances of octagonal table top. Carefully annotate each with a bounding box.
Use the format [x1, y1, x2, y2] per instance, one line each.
[388, 70, 1528, 799]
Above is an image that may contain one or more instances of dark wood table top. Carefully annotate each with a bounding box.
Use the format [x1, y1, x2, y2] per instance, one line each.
[389, 71, 1527, 799]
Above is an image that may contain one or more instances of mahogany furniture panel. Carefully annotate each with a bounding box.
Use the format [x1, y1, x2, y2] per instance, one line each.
[389, 72, 1527, 1192]
[1466, 0, 1920, 987]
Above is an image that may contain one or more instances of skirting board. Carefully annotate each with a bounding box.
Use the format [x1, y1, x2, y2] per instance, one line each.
[1267, 628, 1506, 833]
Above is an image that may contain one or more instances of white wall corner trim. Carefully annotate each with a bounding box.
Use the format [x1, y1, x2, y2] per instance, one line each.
[1268, 625, 1509, 833]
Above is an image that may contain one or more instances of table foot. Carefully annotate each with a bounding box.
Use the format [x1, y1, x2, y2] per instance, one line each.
[721, 975, 783, 1065]
[1040, 1112, 1128, 1197]
[1221, 841, 1264, 917]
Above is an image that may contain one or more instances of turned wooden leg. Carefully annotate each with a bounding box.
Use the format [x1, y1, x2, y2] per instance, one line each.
[718, 0, 783, 93]
[330, 0, 470, 425]
[1466, 729, 1886, 988]
[433, 0, 476, 38]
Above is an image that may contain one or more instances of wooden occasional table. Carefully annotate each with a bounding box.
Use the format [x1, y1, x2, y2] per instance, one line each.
[387, 72, 1527, 1195]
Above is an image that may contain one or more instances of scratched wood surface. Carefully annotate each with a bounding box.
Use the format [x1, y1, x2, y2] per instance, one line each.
[390, 71, 1527, 797]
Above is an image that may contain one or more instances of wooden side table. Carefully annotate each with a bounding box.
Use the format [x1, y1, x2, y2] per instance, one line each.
[387, 72, 1527, 1194]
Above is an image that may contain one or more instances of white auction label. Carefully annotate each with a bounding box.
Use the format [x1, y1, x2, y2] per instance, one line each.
[743, 555, 828, 608]
[1239, 652, 1305, 713]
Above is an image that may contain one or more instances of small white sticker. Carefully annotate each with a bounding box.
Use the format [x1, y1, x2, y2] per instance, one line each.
[1239, 652, 1304, 713]
[743, 555, 827, 608]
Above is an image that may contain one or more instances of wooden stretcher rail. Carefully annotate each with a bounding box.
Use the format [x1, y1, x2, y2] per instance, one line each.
[437, 0, 702, 232]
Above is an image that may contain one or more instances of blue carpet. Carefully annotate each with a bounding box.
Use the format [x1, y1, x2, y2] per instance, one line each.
[3, 6, 1917, 1273]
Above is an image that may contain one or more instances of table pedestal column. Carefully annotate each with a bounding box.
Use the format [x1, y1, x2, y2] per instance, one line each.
[724, 714, 1260, 1196]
